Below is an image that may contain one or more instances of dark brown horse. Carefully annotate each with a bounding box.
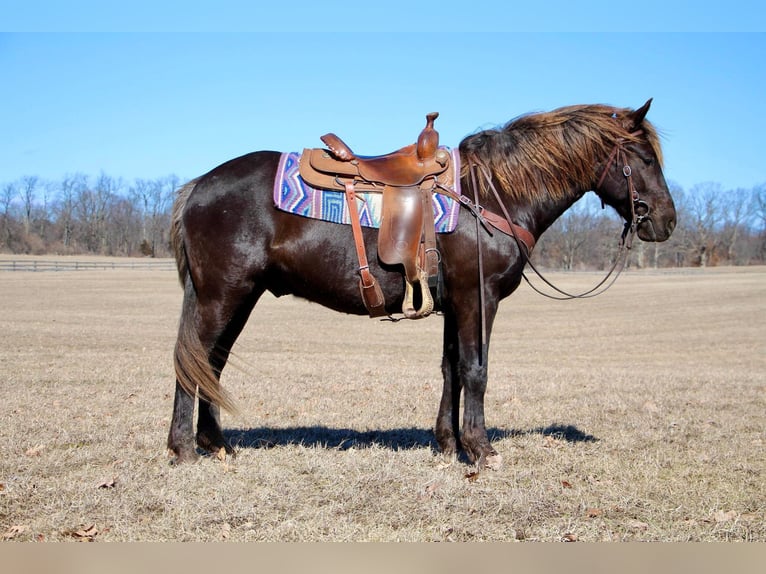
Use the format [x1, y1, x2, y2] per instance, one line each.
[167, 100, 676, 468]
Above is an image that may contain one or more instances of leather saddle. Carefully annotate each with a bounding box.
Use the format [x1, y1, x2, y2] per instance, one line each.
[299, 113, 454, 319]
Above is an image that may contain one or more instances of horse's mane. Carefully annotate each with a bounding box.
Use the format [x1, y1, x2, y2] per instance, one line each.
[459, 104, 663, 204]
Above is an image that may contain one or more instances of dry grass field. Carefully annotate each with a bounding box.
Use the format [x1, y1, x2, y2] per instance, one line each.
[0, 258, 764, 542]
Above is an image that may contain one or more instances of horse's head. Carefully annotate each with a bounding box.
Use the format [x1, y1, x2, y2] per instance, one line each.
[595, 99, 676, 242]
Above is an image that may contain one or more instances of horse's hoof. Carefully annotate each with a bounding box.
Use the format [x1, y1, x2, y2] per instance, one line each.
[168, 448, 200, 465]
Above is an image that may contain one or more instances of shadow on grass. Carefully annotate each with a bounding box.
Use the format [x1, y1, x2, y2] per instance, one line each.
[223, 423, 597, 452]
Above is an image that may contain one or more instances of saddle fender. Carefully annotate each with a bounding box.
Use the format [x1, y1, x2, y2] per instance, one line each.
[379, 186, 423, 284]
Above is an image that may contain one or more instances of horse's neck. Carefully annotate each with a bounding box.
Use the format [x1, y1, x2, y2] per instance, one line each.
[501, 185, 588, 241]
[464, 153, 592, 241]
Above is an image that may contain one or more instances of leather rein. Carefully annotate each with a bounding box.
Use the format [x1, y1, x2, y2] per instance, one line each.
[456, 135, 648, 359]
[468, 132, 650, 302]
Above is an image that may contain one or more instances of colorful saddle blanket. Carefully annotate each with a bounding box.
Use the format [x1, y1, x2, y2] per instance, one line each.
[273, 150, 461, 233]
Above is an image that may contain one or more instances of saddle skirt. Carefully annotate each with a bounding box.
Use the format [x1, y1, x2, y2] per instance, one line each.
[273, 150, 461, 233]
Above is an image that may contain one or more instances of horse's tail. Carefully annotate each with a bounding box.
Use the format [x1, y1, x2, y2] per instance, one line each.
[171, 178, 238, 414]
[171, 178, 198, 287]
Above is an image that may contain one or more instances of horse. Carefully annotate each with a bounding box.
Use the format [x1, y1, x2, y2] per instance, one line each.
[167, 99, 676, 468]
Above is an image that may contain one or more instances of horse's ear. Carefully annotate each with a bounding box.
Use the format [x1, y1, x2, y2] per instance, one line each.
[625, 98, 653, 131]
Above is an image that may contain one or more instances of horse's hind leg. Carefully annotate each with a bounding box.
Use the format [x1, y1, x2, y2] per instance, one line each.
[194, 286, 263, 456]
[168, 380, 198, 463]
[168, 276, 262, 462]
[168, 281, 206, 462]
[195, 292, 260, 454]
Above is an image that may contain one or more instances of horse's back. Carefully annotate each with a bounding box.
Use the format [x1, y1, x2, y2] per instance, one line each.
[185, 150, 281, 209]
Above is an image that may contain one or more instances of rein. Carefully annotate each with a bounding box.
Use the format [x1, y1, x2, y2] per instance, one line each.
[468, 134, 647, 301]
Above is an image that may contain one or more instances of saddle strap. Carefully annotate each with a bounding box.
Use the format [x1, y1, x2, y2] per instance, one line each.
[420, 183, 439, 278]
[343, 181, 387, 317]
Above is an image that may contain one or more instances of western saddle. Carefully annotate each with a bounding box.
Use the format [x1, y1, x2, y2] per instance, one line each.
[299, 113, 454, 319]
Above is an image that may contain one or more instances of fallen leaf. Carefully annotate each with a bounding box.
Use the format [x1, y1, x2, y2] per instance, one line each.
[25, 444, 44, 457]
[2, 525, 28, 540]
[561, 480, 573, 489]
[464, 471, 480, 482]
[561, 532, 578, 542]
[586, 508, 603, 518]
[70, 524, 98, 541]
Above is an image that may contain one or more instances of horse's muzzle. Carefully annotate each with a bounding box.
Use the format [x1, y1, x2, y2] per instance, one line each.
[637, 214, 675, 242]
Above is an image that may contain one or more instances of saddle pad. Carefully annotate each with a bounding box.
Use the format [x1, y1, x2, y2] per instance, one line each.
[273, 150, 461, 233]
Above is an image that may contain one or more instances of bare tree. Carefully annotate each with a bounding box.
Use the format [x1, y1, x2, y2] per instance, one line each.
[35, 179, 56, 242]
[19, 176, 38, 236]
[1, 182, 18, 249]
[129, 176, 176, 256]
[536, 195, 603, 270]
[682, 182, 724, 267]
[719, 187, 752, 264]
[74, 173, 121, 253]
[55, 173, 88, 250]
[108, 195, 142, 255]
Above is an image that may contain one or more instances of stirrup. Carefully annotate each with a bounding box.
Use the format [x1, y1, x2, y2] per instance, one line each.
[402, 268, 434, 319]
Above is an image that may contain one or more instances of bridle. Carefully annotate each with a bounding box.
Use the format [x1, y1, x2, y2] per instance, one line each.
[595, 130, 652, 236]
[473, 130, 652, 302]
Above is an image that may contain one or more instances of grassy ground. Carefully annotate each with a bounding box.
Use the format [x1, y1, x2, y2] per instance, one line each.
[0, 262, 763, 541]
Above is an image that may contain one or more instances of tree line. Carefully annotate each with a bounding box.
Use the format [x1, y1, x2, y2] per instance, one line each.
[2, 173, 178, 258]
[1, 174, 764, 269]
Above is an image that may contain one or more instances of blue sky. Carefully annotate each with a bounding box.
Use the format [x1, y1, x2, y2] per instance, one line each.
[2, 5, 765, 191]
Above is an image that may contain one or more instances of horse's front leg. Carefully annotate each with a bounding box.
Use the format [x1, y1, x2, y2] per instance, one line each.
[435, 312, 461, 457]
[456, 305, 502, 469]
[459, 349, 502, 469]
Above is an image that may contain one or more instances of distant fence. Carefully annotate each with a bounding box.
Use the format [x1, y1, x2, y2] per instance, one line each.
[0, 259, 175, 272]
